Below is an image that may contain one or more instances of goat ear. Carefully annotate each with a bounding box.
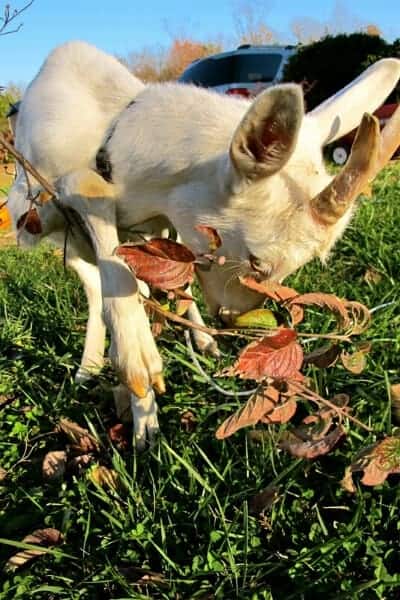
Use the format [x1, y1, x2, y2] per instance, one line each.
[229, 84, 304, 181]
[308, 58, 400, 146]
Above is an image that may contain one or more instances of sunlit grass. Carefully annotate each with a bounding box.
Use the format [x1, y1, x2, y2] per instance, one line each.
[0, 163, 399, 599]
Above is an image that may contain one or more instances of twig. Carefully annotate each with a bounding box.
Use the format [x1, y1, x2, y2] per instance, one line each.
[0, 133, 86, 240]
[184, 330, 257, 397]
[0, 133, 56, 196]
[0, 1, 34, 35]
[290, 381, 371, 432]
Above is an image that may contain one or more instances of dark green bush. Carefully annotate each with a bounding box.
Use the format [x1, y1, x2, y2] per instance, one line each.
[283, 33, 400, 110]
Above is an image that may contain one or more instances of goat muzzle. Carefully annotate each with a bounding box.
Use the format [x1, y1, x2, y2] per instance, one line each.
[311, 106, 400, 225]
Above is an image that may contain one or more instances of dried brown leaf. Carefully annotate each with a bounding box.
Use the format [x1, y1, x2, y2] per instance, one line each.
[108, 423, 130, 450]
[249, 485, 280, 514]
[232, 328, 303, 381]
[363, 267, 382, 285]
[279, 425, 345, 459]
[116, 239, 195, 290]
[0, 467, 7, 482]
[340, 344, 370, 374]
[89, 465, 119, 490]
[344, 301, 371, 334]
[5, 528, 62, 570]
[348, 436, 400, 487]
[180, 410, 197, 432]
[42, 450, 67, 481]
[288, 292, 350, 327]
[340, 467, 357, 493]
[304, 344, 341, 368]
[57, 418, 99, 453]
[216, 386, 279, 439]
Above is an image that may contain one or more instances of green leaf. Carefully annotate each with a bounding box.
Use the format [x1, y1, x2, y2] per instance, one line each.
[234, 308, 278, 329]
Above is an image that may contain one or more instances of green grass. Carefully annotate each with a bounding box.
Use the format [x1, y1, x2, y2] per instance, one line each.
[0, 164, 400, 599]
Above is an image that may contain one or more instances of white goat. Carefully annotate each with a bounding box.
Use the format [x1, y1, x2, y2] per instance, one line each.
[8, 41, 400, 447]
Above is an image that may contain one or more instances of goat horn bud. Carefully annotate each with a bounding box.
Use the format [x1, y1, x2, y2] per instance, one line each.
[310, 113, 380, 225]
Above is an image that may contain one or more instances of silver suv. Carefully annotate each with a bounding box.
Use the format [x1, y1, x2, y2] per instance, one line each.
[178, 44, 297, 97]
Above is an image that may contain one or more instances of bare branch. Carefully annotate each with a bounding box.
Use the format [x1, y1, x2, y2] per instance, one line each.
[0, 1, 34, 36]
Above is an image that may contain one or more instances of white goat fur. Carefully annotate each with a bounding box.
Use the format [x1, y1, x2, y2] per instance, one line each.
[8, 41, 400, 446]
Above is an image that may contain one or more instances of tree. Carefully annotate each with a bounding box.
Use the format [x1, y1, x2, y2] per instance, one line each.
[282, 33, 395, 110]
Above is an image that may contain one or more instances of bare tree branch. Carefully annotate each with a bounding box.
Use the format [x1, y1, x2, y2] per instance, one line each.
[0, 1, 34, 36]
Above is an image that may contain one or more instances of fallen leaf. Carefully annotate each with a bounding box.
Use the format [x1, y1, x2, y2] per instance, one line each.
[249, 485, 280, 514]
[363, 267, 382, 285]
[341, 466, 357, 493]
[344, 436, 400, 489]
[116, 239, 195, 290]
[279, 426, 345, 459]
[344, 301, 371, 335]
[195, 225, 222, 250]
[180, 410, 197, 432]
[232, 328, 303, 381]
[239, 276, 298, 302]
[57, 418, 99, 453]
[340, 344, 370, 374]
[42, 451, 67, 481]
[234, 308, 278, 329]
[108, 423, 129, 450]
[67, 453, 94, 473]
[89, 465, 119, 490]
[304, 344, 341, 368]
[119, 566, 167, 587]
[5, 528, 62, 570]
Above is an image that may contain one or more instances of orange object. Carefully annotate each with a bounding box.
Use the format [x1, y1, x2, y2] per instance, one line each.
[0, 204, 11, 230]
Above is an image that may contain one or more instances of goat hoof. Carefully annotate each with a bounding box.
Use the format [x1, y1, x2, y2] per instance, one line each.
[75, 367, 97, 385]
[204, 340, 221, 359]
[130, 389, 159, 451]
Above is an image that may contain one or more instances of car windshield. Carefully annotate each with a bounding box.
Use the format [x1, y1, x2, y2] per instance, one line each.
[179, 53, 283, 87]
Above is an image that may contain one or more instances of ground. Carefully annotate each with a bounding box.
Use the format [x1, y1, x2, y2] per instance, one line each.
[0, 163, 399, 599]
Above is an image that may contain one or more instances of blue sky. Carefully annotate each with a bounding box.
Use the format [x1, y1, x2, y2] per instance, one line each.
[2, 0, 399, 87]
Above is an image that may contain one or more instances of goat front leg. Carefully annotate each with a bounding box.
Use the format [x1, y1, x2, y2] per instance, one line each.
[185, 286, 220, 358]
[57, 169, 164, 447]
[66, 253, 106, 383]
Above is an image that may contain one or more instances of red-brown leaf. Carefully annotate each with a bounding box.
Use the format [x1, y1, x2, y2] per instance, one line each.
[288, 292, 350, 327]
[262, 398, 297, 423]
[346, 436, 400, 488]
[57, 418, 99, 453]
[216, 386, 279, 439]
[116, 239, 195, 290]
[239, 276, 298, 302]
[195, 225, 222, 250]
[233, 329, 303, 381]
[304, 344, 341, 368]
[108, 423, 130, 450]
[279, 425, 345, 459]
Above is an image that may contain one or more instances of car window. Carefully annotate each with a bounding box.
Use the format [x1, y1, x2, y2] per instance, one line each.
[180, 53, 283, 87]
